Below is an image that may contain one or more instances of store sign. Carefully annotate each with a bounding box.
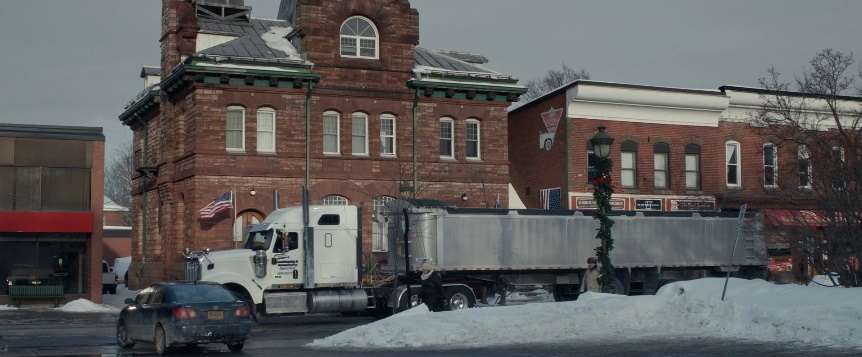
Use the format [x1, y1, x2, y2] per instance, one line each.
[634, 199, 663, 211]
[670, 199, 716, 211]
[575, 197, 625, 210]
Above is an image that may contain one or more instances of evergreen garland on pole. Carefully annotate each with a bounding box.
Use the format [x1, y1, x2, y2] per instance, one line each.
[592, 157, 616, 290]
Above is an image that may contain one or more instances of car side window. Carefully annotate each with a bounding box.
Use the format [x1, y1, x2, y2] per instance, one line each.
[136, 287, 153, 305]
[150, 286, 164, 304]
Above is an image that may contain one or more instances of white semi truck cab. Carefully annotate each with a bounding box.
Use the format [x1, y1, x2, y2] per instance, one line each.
[184, 205, 371, 315]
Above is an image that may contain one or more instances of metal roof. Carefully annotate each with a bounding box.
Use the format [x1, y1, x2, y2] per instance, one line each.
[197, 18, 299, 61]
[415, 47, 494, 74]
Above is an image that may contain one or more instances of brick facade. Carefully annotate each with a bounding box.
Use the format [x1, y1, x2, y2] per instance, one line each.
[122, 0, 520, 287]
[509, 81, 795, 212]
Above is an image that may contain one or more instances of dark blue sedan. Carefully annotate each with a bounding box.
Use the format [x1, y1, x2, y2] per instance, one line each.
[116, 281, 253, 355]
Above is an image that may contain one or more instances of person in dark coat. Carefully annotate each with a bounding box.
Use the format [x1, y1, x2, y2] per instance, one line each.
[418, 264, 445, 312]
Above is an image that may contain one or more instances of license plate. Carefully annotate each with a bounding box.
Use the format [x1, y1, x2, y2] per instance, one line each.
[207, 310, 224, 320]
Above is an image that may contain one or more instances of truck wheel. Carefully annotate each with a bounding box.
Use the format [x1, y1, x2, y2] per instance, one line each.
[608, 279, 627, 295]
[397, 292, 419, 313]
[444, 286, 476, 310]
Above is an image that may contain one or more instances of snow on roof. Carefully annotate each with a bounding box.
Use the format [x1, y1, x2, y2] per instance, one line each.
[310, 278, 862, 350]
[260, 26, 301, 60]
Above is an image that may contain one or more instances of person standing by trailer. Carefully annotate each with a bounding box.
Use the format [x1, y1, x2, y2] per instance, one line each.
[418, 264, 445, 312]
[581, 257, 601, 293]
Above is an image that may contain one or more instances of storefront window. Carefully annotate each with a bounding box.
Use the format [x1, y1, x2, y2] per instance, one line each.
[1, 234, 88, 295]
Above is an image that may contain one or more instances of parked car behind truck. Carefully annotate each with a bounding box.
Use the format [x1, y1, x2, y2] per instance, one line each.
[183, 199, 767, 318]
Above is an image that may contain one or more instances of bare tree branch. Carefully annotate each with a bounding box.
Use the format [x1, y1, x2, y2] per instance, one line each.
[520, 64, 590, 103]
[752, 49, 862, 287]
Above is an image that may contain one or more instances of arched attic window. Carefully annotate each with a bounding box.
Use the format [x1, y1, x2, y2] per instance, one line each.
[340, 16, 379, 59]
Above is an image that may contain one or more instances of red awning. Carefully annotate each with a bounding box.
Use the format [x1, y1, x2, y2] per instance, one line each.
[764, 209, 827, 228]
[0, 211, 94, 233]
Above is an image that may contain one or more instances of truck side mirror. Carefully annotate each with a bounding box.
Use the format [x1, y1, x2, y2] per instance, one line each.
[272, 257, 278, 265]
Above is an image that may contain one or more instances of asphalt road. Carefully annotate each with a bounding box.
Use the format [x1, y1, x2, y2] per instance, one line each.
[0, 308, 859, 356]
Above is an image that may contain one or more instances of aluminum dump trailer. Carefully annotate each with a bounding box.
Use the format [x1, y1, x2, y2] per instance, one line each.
[382, 199, 767, 301]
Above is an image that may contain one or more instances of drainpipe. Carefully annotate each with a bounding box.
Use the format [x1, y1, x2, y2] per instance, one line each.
[134, 115, 149, 284]
[305, 81, 314, 189]
[411, 88, 419, 199]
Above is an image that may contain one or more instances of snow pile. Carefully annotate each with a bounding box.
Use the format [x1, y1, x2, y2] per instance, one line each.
[55, 299, 116, 313]
[53, 285, 140, 313]
[0, 304, 18, 310]
[310, 278, 862, 350]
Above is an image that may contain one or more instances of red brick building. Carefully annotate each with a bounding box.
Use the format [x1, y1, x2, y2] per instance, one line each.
[119, 0, 524, 287]
[509, 80, 861, 282]
[0, 124, 106, 304]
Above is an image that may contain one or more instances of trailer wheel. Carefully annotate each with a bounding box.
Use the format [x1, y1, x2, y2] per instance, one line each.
[444, 286, 476, 310]
[608, 278, 627, 295]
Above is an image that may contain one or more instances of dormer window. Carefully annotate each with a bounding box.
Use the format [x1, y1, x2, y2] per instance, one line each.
[340, 16, 378, 59]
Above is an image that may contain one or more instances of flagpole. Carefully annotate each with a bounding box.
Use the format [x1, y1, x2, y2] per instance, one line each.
[232, 190, 237, 249]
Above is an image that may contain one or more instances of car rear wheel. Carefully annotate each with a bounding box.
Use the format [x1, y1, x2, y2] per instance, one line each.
[154, 325, 168, 356]
[116, 321, 135, 348]
[227, 342, 244, 352]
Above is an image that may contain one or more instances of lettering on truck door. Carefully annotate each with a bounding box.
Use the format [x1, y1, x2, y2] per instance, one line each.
[271, 231, 303, 286]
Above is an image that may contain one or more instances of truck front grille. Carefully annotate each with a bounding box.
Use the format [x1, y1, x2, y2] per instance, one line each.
[184, 258, 201, 281]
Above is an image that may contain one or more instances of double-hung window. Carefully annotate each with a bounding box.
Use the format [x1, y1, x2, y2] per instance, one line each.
[256, 107, 276, 153]
[323, 111, 340, 155]
[832, 146, 845, 190]
[380, 114, 396, 156]
[726, 141, 741, 187]
[653, 143, 670, 189]
[351, 112, 368, 156]
[439, 117, 454, 158]
[466, 119, 481, 159]
[226, 106, 245, 151]
[798, 145, 812, 189]
[620, 141, 637, 188]
[685, 144, 701, 190]
[763, 143, 777, 187]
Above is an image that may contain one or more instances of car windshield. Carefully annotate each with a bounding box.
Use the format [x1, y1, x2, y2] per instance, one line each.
[167, 284, 237, 304]
[244, 229, 273, 251]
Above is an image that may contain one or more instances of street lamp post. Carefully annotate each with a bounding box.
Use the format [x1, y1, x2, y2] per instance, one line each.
[589, 126, 616, 291]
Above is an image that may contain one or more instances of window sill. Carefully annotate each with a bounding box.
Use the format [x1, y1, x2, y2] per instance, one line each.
[323, 153, 342, 157]
[380, 155, 398, 159]
[466, 157, 482, 162]
[226, 149, 246, 154]
[257, 151, 277, 156]
[352, 153, 370, 157]
[726, 186, 743, 191]
[439, 156, 457, 162]
[685, 190, 704, 195]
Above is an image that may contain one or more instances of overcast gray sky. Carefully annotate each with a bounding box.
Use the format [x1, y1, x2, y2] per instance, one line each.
[1, 0, 861, 158]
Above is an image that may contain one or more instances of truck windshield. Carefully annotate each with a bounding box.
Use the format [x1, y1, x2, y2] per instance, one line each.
[244, 229, 273, 251]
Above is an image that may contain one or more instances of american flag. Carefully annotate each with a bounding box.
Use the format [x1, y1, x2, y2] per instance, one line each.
[540, 187, 561, 209]
[199, 191, 232, 220]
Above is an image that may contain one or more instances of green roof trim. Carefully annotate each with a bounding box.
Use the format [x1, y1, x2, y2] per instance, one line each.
[408, 79, 527, 94]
